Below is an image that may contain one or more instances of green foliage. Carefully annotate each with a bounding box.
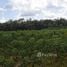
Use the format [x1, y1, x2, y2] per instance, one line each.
[1, 18, 67, 30]
[0, 29, 67, 67]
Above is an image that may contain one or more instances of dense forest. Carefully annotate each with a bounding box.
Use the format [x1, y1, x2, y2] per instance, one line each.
[0, 18, 67, 30]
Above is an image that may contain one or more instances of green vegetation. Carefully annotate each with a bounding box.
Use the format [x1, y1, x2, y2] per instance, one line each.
[0, 18, 67, 30]
[0, 29, 67, 67]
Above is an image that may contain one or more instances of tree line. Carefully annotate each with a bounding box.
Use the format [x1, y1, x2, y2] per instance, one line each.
[0, 18, 67, 30]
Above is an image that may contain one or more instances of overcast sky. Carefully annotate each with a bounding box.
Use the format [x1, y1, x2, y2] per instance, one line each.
[0, 0, 67, 22]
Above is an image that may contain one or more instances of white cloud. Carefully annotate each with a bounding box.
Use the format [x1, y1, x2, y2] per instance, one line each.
[0, 7, 7, 23]
[9, 0, 67, 19]
[0, 7, 6, 12]
[0, 19, 7, 23]
[10, 0, 48, 10]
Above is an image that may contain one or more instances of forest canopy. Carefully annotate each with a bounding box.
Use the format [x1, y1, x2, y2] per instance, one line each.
[0, 18, 67, 30]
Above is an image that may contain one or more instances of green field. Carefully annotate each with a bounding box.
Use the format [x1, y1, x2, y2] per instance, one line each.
[0, 29, 67, 67]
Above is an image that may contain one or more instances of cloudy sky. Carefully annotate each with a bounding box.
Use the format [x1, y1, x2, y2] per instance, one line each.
[0, 0, 67, 22]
